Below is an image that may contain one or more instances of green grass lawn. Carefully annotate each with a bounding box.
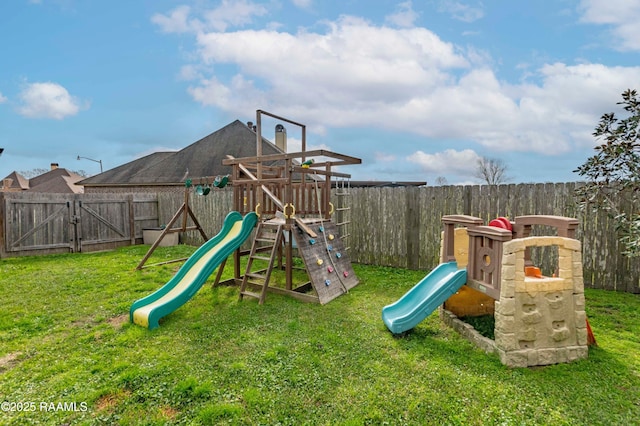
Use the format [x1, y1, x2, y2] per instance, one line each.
[0, 245, 639, 425]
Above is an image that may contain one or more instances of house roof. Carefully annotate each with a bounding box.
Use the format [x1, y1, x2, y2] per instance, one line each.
[79, 120, 284, 186]
[27, 168, 85, 193]
[77, 151, 175, 186]
[1, 171, 29, 190]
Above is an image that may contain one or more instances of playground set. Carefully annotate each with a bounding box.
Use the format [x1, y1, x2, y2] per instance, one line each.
[130, 110, 361, 329]
[382, 214, 591, 368]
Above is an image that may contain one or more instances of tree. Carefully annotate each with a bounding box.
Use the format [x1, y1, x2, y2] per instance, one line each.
[473, 156, 510, 185]
[574, 89, 640, 257]
[434, 176, 448, 186]
[19, 168, 49, 178]
[19, 168, 88, 178]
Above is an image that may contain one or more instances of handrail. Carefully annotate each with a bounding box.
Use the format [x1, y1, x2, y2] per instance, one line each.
[441, 215, 484, 263]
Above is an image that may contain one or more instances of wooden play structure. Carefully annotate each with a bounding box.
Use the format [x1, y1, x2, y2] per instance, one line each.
[215, 110, 362, 304]
[439, 214, 589, 367]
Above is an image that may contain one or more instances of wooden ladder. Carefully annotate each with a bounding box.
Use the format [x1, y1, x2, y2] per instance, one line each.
[239, 221, 283, 304]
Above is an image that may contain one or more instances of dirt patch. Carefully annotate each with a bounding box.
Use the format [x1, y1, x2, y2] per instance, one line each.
[160, 406, 180, 420]
[95, 390, 131, 412]
[0, 352, 22, 372]
[107, 314, 129, 329]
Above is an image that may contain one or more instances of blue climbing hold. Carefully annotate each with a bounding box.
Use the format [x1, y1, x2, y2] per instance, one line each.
[309, 239, 316, 245]
[325, 279, 331, 286]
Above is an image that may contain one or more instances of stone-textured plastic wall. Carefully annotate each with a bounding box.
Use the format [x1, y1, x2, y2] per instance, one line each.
[494, 236, 588, 367]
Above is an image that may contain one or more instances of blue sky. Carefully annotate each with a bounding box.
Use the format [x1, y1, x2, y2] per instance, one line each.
[1, 0, 639, 184]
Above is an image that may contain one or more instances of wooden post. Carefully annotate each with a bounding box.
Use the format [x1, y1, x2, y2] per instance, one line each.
[128, 194, 135, 245]
[406, 187, 420, 269]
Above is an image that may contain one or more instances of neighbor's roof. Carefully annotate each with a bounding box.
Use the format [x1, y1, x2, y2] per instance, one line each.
[27, 168, 85, 193]
[1, 171, 29, 190]
[77, 151, 175, 186]
[79, 120, 284, 186]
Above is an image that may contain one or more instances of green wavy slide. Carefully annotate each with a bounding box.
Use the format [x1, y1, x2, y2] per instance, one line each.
[130, 211, 257, 329]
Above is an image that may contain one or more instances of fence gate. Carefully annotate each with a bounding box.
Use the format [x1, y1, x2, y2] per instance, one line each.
[3, 193, 74, 253]
[2, 193, 141, 257]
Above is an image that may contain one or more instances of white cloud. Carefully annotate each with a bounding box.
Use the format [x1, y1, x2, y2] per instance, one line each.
[291, 0, 313, 9]
[17, 82, 85, 120]
[152, 1, 268, 34]
[438, 1, 484, 23]
[151, 5, 194, 34]
[285, 137, 330, 153]
[407, 149, 481, 175]
[159, 7, 640, 157]
[579, 0, 640, 51]
[0, 92, 7, 103]
[178, 64, 202, 81]
[385, 1, 419, 28]
[191, 15, 468, 122]
[202, 0, 268, 32]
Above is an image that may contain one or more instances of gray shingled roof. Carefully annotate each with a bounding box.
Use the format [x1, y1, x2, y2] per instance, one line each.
[80, 120, 284, 186]
[27, 168, 84, 193]
[78, 151, 175, 185]
[2, 171, 29, 190]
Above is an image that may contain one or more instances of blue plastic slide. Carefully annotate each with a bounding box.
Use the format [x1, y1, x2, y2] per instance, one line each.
[382, 262, 467, 334]
[130, 211, 257, 329]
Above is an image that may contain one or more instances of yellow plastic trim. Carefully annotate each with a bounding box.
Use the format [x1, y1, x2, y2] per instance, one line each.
[284, 203, 296, 218]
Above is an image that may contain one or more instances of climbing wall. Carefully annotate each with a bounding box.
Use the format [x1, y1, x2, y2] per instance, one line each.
[293, 221, 359, 304]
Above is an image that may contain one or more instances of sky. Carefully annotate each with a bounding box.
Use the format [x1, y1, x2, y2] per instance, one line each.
[1, 0, 639, 185]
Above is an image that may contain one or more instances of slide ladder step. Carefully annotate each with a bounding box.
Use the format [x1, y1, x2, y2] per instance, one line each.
[239, 222, 283, 305]
[239, 290, 263, 300]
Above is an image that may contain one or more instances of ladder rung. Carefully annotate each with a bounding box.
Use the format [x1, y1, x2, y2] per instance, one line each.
[240, 291, 262, 299]
[336, 222, 350, 226]
[251, 255, 272, 261]
[336, 207, 350, 211]
[254, 245, 275, 253]
[256, 237, 277, 243]
[246, 272, 266, 280]
[261, 223, 281, 228]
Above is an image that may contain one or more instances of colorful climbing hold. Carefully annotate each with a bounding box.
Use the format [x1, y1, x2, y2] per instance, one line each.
[327, 266, 334, 273]
[316, 258, 324, 266]
[328, 234, 335, 240]
[318, 226, 324, 232]
[325, 279, 331, 286]
[309, 239, 316, 245]
[327, 244, 333, 251]
[336, 252, 342, 259]
[343, 271, 349, 278]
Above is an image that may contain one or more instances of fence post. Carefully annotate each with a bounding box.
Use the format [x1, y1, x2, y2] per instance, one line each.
[406, 187, 420, 269]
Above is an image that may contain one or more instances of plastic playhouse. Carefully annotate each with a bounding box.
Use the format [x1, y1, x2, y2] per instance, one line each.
[383, 214, 590, 368]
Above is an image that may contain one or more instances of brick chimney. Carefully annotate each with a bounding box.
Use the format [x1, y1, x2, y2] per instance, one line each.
[51, 163, 59, 170]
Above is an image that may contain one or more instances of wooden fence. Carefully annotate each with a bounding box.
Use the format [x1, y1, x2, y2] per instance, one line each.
[2, 182, 638, 293]
[0, 192, 158, 257]
[346, 183, 638, 293]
